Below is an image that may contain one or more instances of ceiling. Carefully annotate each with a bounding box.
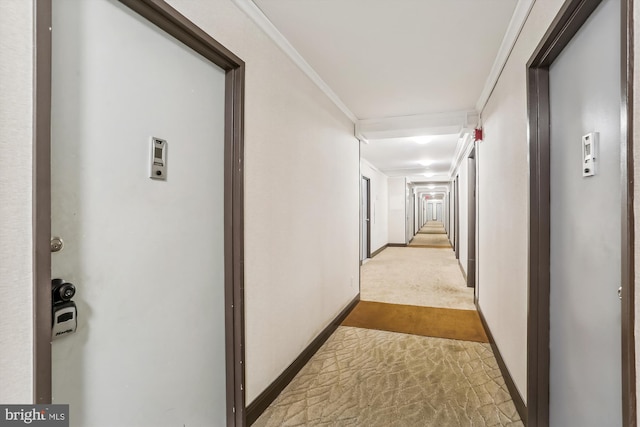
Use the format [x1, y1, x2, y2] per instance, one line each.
[245, 0, 522, 184]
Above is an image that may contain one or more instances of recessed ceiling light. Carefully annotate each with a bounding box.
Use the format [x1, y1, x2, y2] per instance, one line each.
[428, 185, 436, 189]
[418, 160, 432, 166]
[423, 173, 434, 177]
[413, 136, 432, 145]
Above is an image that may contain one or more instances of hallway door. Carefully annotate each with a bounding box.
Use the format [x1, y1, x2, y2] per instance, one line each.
[467, 150, 476, 288]
[436, 203, 443, 222]
[50, 1, 229, 425]
[548, 0, 621, 424]
[361, 176, 371, 260]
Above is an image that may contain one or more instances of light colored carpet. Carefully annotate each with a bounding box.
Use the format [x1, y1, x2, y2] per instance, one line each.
[417, 222, 448, 235]
[409, 233, 452, 247]
[418, 229, 446, 234]
[361, 247, 474, 310]
[342, 301, 489, 343]
[253, 326, 523, 427]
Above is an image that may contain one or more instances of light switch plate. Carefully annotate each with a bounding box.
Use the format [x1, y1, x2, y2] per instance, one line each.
[150, 137, 167, 180]
[582, 132, 598, 177]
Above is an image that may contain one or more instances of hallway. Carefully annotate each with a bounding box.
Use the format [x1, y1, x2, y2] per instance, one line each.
[362, 222, 472, 310]
[253, 225, 523, 426]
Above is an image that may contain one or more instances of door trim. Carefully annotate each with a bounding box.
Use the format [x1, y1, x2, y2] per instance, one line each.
[362, 176, 371, 260]
[467, 147, 476, 289]
[526, 0, 635, 425]
[454, 175, 460, 259]
[33, 1, 247, 425]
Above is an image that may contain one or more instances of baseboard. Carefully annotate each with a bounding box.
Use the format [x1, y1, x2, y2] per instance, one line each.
[458, 260, 467, 281]
[476, 303, 527, 425]
[387, 243, 407, 247]
[246, 294, 360, 425]
[370, 244, 387, 258]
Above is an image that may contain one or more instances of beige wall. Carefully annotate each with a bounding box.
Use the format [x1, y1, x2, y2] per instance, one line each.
[477, 0, 566, 402]
[0, 0, 35, 403]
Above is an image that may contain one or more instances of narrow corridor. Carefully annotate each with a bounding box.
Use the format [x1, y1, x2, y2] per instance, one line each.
[253, 222, 523, 426]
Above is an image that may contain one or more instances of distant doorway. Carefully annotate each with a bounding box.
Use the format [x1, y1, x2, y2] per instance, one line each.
[467, 148, 476, 288]
[361, 176, 371, 261]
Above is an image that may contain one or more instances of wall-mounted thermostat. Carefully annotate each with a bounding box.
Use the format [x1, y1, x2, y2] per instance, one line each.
[582, 132, 598, 177]
[150, 137, 167, 180]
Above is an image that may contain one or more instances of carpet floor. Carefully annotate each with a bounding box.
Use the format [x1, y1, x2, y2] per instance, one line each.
[409, 233, 452, 248]
[360, 247, 474, 310]
[342, 301, 489, 343]
[253, 327, 523, 427]
[415, 221, 447, 236]
[252, 229, 522, 426]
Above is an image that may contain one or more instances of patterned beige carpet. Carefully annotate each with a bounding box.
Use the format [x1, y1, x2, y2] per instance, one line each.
[360, 247, 474, 310]
[253, 327, 523, 427]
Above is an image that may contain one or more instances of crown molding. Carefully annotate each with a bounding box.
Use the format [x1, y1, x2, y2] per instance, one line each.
[232, 0, 358, 123]
[356, 110, 479, 141]
[476, 0, 536, 113]
[448, 131, 475, 179]
[360, 157, 385, 175]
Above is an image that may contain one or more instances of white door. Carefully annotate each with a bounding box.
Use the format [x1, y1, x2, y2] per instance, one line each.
[549, 0, 621, 424]
[51, 1, 228, 425]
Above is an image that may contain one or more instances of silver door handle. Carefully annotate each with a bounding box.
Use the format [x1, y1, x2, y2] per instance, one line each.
[618, 286, 622, 300]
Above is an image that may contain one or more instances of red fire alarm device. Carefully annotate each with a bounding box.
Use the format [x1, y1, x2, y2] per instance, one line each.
[474, 128, 483, 141]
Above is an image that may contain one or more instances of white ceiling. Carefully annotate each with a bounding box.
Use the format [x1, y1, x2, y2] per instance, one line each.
[361, 134, 459, 181]
[246, 0, 522, 181]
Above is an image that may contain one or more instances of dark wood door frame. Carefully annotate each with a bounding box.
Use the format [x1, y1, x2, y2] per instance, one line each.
[362, 176, 371, 259]
[467, 148, 476, 289]
[527, 0, 635, 425]
[33, 1, 246, 425]
[455, 175, 460, 259]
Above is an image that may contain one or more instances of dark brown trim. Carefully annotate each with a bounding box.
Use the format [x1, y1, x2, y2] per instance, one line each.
[387, 243, 408, 248]
[454, 175, 460, 259]
[118, 0, 243, 70]
[225, 64, 247, 427]
[246, 295, 360, 426]
[33, 0, 53, 404]
[467, 147, 476, 289]
[621, 0, 636, 423]
[370, 244, 388, 258]
[362, 176, 371, 259]
[527, 0, 635, 425]
[476, 303, 527, 425]
[527, 64, 551, 427]
[35, 1, 246, 424]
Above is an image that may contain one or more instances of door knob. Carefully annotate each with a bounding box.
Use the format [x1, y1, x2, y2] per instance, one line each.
[50, 237, 64, 253]
[618, 286, 622, 300]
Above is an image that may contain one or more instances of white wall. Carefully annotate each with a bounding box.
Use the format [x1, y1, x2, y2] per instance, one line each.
[0, 0, 34, 403]
[388, 177, 407, 244]
[361, 160, 388, 253]
[477, 0, 566, 402]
